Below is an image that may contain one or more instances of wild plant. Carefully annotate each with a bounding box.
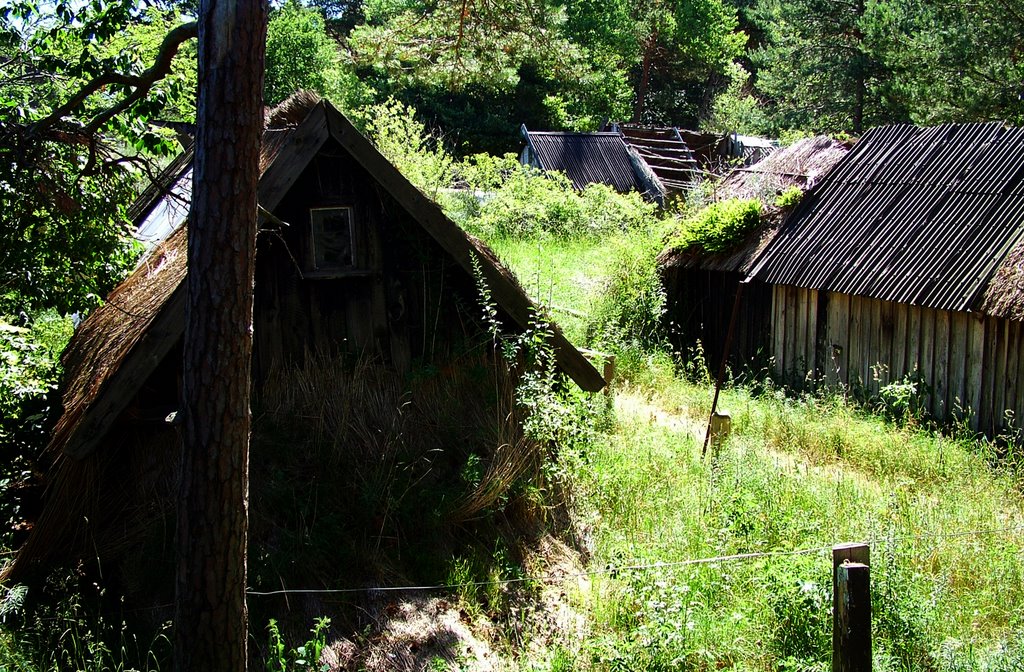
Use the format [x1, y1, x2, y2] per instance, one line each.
[265, 616, 330, 672]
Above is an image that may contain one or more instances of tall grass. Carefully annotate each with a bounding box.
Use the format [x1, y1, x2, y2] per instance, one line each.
[482, 230, 1024, 672]
[547, 367, 1024, 672]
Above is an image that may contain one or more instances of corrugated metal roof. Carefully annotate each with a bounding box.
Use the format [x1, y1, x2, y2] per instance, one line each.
[522, 130, 647, 194]
[749, 122, 1024, 314]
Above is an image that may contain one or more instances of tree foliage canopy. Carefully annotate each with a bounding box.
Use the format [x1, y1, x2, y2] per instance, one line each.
[0, 1, 195, 314]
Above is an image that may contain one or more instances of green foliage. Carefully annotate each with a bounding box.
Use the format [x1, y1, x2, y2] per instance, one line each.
[585, 228, 667, 353]
[879, 0, 1024, 126]
[0, 312, 73, 542]
[876, 372, 930, 424]
[265, 617, 331, 672]
[0, 574, 171, 671]
[774, 185, 803, 208]
[444, 147, 656, 243]
[669, 197, 763, 253]
[99, 7, 198, 124]
[765, 557, 831, 668]
[0, 0, 181, 314]
[747, 0, 1024, 133]
[565, 0, 745, 125]
[563, 371, 1024, 671]
[705, 61, 771, 135]
[364, 98, 455, 195]
[265, 1, 371, 111]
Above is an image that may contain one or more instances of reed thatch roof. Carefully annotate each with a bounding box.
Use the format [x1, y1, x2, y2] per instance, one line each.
[658, 136, 850, 274]
[980, 238, 1024, 320]
[52, 96, 605, 464]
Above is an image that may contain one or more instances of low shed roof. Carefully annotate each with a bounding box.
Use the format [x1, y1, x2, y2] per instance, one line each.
[749, 123, 1024, 316]
[521, 128, 650, 194]
[658, 136, 849, 274]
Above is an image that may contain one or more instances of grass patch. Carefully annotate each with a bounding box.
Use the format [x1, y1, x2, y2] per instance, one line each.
[551, 369, 1024, 672]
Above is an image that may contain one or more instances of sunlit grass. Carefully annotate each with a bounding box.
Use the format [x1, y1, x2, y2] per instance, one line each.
[557, 367, 1024, 671]
[486, 233, 627, 346]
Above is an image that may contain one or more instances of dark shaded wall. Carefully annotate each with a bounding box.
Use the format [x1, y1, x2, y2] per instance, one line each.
[662, 267, 773, 375]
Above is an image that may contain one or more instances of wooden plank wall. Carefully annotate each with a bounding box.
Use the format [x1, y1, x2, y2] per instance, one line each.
[771, 285, 818, 389]
[771, 285, 1024, 433]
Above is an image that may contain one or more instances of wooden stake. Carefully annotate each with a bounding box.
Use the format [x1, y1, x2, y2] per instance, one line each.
[833, 543, 871, 672]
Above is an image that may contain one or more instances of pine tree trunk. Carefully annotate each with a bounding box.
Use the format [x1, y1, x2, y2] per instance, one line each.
[174, 2, 267, 670]
[632, 30, 658, 123]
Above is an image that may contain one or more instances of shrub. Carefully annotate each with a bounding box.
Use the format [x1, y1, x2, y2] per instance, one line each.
[775, 185, 804, 208]
[669, 198, 763, 253]
[0, 311, 73, 541]
[463, 161, 654, 241]
[585, 229, 667, 353]
[364, 99, 455, 196]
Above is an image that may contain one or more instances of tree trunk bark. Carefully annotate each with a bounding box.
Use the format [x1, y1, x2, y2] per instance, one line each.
[632, 30, 658, 123]
[174, 2, 267, 671]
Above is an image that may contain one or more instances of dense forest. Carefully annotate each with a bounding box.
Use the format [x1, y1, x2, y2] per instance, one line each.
[2, 0, 1024, 668]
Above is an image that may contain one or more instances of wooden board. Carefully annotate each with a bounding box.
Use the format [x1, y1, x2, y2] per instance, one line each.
[906, 304, 921, 380]
[878, 299, 894, 392]
[807, 289, 819, 385]
[994, 318, 1009, 430]
[893, 303, 908, 382]
[919, 307, 935, 416]
[965, 313, 985, 432]
[948, 311, 968, 421]
[847, 295, 863, 391]
[785, 286, 798, 385]
[933, 309, 950, 420]
[831, 292, 850, 389]
[1004, 320, 1019, 429]
[773, 285, 785, 378]
[795, 287, 808, 386]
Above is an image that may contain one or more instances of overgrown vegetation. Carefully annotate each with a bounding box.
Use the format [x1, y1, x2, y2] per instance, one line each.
[667, 197, 764, 253]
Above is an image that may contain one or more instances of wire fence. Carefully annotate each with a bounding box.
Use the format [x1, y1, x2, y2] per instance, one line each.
[246, 523, 1024, 597]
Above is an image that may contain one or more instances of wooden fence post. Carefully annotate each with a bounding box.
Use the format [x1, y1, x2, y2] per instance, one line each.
[833, 543, 871, 672]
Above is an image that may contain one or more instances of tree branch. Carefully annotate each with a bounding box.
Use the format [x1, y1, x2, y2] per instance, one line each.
[29, 20, 197, 139]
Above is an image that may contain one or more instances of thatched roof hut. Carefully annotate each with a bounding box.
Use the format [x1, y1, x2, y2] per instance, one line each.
[7, 95, 604, 585]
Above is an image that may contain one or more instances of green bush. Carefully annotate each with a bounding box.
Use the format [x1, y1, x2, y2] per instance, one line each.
[669, 198, 763, 253]
[460, 156, 655, 241]
[364, 98, 455, 196]
[0, 311, 73, 540]
[585, 229, 667, 353]
[775, 185, 804, 208]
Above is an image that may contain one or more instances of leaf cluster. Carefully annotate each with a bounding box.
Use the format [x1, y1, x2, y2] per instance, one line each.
[669, 197, 763, 253]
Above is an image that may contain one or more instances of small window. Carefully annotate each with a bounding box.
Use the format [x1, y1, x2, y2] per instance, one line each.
[309, 207, 355, 272]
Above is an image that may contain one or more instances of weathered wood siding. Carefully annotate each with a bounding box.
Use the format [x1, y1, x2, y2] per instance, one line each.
[771, 285, 1024, 433]
[661, 269, 773, 372]
[252, 138, 489, 382]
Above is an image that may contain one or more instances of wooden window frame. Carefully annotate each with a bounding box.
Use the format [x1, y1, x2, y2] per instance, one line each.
[306, 206, 368, 278]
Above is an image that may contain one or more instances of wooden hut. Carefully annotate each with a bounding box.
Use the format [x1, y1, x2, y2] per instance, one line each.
[7, 95, 604, 582]
[748, 122, 1024, 432]
[658, 136, 849, 371]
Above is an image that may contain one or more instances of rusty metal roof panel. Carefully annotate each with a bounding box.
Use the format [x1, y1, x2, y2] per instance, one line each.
[523, 130, 646, 194]
[750, 122, 1024, 313]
